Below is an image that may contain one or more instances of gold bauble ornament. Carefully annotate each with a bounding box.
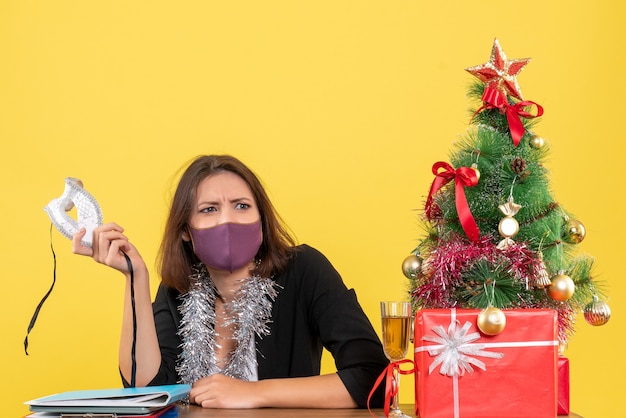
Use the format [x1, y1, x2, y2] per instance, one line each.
[402, 254, 423, 279]
[547, 271, 575, 302]
[584, 295, 611, 326]
[563, 219, 586, 244]
[529, 134, 545, 149]
[471, 163, 481, 182]
[477, 307, 506, 335]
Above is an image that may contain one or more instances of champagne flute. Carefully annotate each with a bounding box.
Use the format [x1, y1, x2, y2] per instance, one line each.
[380, 301, 411, 418]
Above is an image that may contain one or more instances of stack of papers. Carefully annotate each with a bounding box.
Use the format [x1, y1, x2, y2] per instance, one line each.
[25, 384, 190, 417]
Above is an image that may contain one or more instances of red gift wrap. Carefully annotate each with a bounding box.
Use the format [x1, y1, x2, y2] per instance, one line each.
[557, 356, 570, 415]
[414, 308, 558, 418]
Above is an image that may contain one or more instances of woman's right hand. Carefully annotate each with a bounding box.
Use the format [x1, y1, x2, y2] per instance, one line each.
[72, 222, 145, 275]
[74, 222, 160, 386]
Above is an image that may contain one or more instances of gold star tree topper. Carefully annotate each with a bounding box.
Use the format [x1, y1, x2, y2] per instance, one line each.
[465, 39, 530, 100]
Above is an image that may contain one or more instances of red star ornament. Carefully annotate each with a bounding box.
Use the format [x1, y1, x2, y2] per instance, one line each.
[466, 39, 530, 101]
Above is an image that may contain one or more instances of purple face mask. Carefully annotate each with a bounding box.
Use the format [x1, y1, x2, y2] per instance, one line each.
[188, 220, 262, 273]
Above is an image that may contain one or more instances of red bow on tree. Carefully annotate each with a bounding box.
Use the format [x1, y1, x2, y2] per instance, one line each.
[477, 86, 544, 146]
[425, 161, 480, 242]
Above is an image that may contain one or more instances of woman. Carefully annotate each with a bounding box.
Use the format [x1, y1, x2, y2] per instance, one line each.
[72, 155, 388, 409]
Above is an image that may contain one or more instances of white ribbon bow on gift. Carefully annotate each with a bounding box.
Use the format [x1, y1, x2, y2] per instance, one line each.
[422, 320, 504, 377]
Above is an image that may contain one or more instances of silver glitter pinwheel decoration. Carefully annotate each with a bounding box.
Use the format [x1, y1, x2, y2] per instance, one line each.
[422, 321, 504, 377]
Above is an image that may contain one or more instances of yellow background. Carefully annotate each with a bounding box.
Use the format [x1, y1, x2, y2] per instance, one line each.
[1, 1, 623, 417]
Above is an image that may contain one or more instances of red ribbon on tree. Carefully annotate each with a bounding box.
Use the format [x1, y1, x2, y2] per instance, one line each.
[367, 359, 415, 418]
[477, 87, 544, 146]
[425, 161, 480, 242]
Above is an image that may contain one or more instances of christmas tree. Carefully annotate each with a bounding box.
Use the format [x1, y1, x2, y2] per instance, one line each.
[403, 39, 610, 346]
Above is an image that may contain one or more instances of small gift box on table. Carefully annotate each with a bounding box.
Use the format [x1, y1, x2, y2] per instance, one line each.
[414, 308, 558, 418]
[557, 356, 570, 415]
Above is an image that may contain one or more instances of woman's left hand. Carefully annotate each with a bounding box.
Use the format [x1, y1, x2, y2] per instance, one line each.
[190, 374, 261, 409]
[190, 372, 356, 409]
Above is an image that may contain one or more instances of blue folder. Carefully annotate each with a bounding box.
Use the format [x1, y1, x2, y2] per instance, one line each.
[25, 384, 191, 414]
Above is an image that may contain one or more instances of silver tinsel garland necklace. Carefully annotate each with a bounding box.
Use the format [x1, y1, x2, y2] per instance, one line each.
[176, 263, 279, 385]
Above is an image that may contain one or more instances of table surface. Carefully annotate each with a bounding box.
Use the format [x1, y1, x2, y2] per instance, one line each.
[173, 403, 583, 417]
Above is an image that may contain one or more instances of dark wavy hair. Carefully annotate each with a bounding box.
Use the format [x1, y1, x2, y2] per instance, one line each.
[157, 155, 297, 292]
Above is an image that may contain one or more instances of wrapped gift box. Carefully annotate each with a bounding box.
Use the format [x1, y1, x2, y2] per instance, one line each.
[414, 308, 558, 418]
[557, 356, 570, 415]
